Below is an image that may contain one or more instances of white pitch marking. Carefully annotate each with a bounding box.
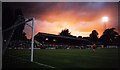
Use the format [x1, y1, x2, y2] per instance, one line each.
[33, 61, 55, 68]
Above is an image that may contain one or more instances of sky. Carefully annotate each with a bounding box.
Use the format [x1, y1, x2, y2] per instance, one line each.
[4, 2, 119, 39]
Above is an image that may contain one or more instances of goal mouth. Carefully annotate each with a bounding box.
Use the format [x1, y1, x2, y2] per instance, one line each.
[3, 17, 35, 63]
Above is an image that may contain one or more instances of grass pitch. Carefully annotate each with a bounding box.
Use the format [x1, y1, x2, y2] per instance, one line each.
[3, 48, 119, 69]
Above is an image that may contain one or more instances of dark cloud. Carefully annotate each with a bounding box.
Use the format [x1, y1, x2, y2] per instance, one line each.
[3, 2, 118, 19]
[3, 2, 119, 38]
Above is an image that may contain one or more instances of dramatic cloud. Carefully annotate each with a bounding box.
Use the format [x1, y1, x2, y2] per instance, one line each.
[7, 2, 118, 39]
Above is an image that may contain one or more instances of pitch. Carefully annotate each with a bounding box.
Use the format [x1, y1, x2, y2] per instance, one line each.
[3, 48, 119, 69]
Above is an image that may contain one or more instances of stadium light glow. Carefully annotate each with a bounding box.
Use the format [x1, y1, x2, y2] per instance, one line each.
[102, 16, 109, 30]
[102, 16, 109, 22]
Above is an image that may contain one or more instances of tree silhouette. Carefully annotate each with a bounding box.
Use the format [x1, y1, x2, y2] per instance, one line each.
[116, 35, 120, 47]
[3, 7, 27, 41]
[78, 36, 82, 38]
[99, 28, 119, 47]
[59, 29, 71, 36]
[89, 30, 99, 42]
[11, 8, 27, 40]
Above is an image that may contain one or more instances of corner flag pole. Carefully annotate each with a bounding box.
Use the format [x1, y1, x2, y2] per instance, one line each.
[31, 17, 35, 62]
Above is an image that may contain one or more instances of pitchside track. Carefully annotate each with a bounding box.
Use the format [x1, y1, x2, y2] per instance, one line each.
[2, 48, 119, 69]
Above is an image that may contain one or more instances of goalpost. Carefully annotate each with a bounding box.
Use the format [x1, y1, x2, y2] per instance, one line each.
[31, 17, 35, 62]
[3, 17, 55, 68]
[3, 17, 35, 62]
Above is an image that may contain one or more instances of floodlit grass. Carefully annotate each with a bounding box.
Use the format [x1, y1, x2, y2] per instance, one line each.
[3, 48, 119, 68]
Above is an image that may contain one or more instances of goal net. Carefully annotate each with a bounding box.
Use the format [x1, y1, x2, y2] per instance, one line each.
[2, 16, 35, 68]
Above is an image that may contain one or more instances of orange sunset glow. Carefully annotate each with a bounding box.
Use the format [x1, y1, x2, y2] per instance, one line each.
[21, 2, 118, 39]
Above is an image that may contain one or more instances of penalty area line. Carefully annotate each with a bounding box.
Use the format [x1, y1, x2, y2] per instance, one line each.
[33, 61, 55, 68]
